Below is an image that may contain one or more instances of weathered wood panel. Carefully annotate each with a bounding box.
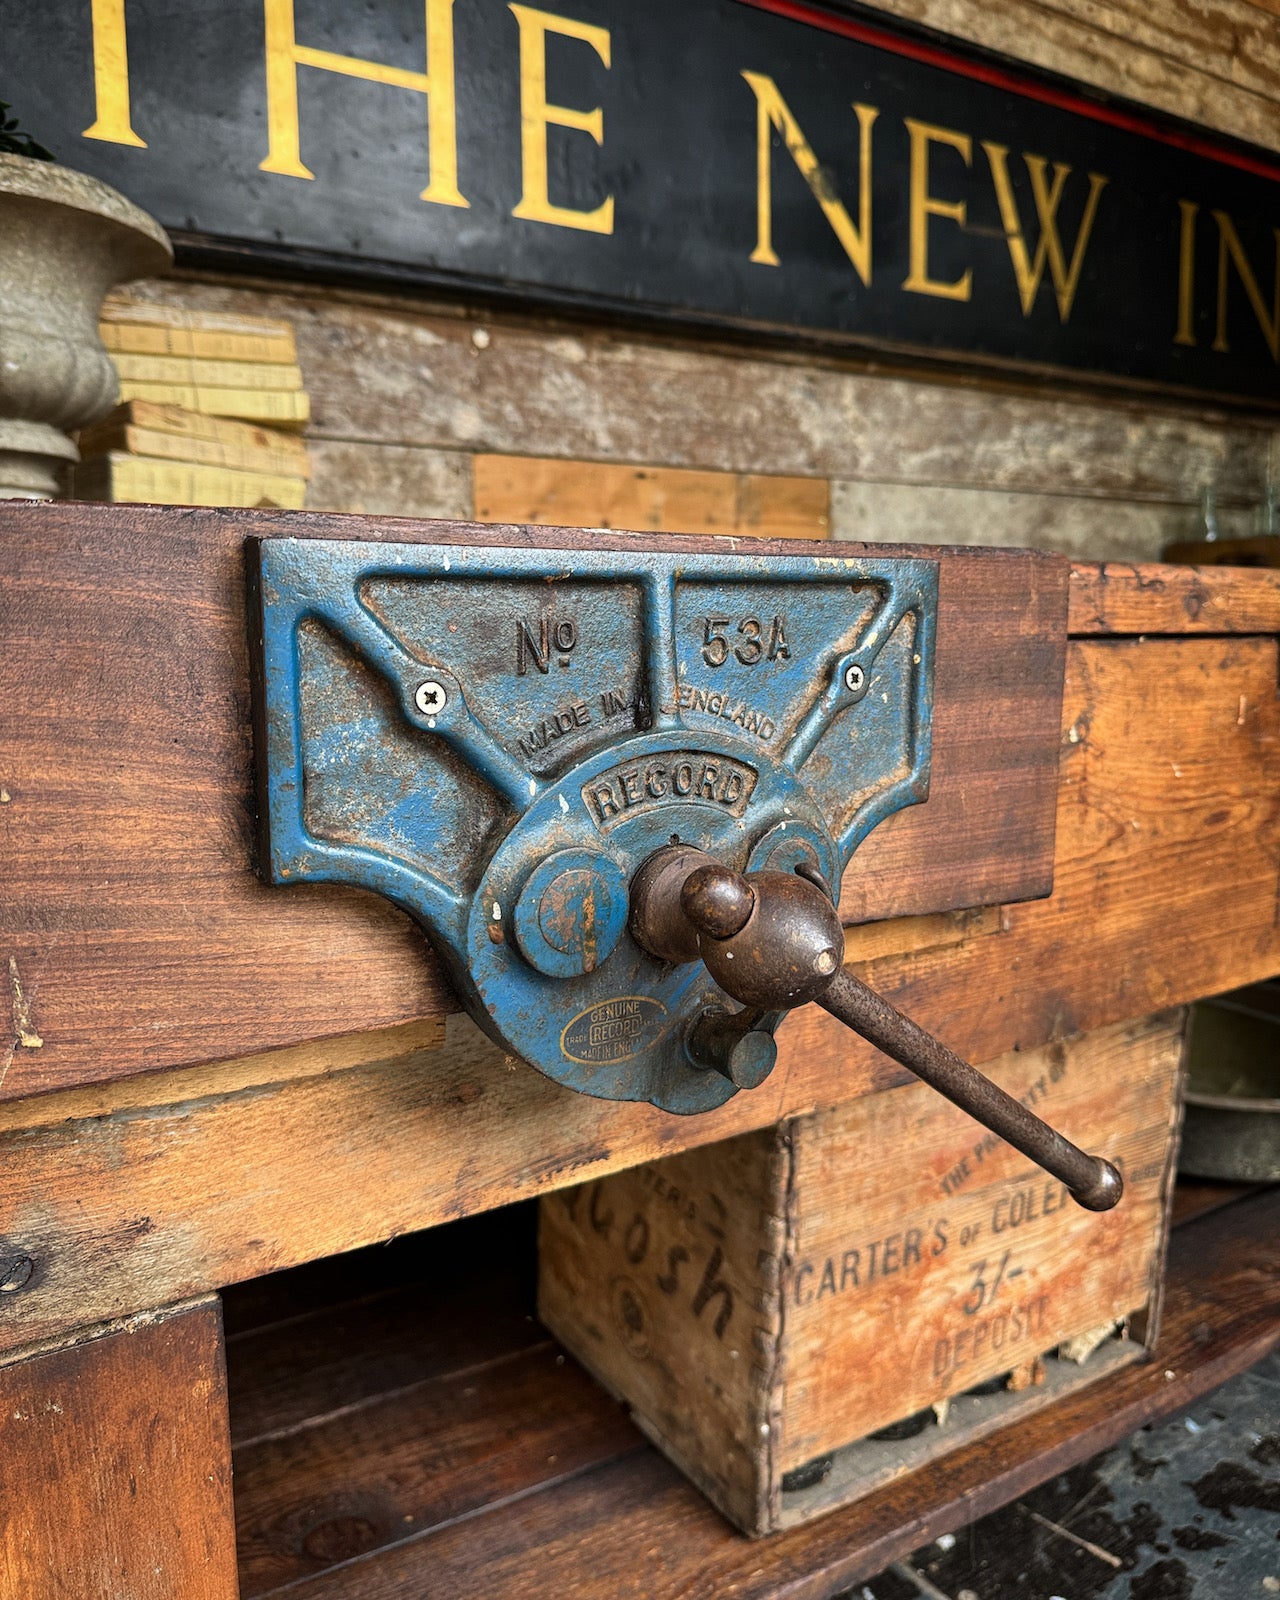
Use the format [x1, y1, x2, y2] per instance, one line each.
[540, 1128, 785, 1533]
[537, 1014, 1182, 1533]
[0, 1300, 237, 1600]
[843, 905, 1001, 965]
[0, 501, 1063, 1099]
[1069, 560, 1280, 634]
[858, 0, 1280, 154]
[473, 456, 829, 539]
[307, 440, 471, 521]
[236, 1342, 632, 1597]
[224, 1207, 544, 1449]
[118, 280, 1279, 509]
[833, 481, 1249, 563]
[0, 505, 450, 1100]
[0, 632, 1275, 1352]
[0, 1012, 799, 1358]
[840, 536, 1066, 922]
[779, 1015, 1183, 1470]
[90, 275, 1280, 568]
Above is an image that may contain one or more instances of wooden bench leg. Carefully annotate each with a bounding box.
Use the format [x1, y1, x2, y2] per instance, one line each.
[0, 1297, 239, 1598]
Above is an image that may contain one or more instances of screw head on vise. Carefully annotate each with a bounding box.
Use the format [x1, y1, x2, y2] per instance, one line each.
[413, 679, 448, 717]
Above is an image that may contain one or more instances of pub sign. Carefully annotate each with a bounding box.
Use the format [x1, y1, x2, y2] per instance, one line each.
[9, 0, 1280, 403]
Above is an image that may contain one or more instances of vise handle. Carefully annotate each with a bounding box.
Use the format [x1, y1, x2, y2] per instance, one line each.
[630, 847, 1123, 1213]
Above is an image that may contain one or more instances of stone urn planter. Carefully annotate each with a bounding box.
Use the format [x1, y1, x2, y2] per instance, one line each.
[0, 153, 172, 498]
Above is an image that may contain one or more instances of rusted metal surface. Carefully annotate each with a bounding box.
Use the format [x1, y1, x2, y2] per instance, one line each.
[683, 864, 846, 1011]
[253, 537, 937, 1113]
[660, 855, 1122, 1210]
[685, 1009, 778, 1090]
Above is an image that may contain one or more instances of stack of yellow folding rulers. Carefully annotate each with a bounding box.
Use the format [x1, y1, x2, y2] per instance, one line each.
[74, 300, 311, 508]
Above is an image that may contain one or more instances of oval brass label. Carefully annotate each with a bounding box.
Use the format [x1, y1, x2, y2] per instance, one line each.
[561, 995, 670, 1066]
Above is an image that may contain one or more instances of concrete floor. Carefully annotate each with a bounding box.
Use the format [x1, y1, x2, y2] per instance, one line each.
[850, 1347, 1280, 1600]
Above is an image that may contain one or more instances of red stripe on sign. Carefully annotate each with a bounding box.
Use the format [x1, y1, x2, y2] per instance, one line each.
[738, 0, 1280, 185]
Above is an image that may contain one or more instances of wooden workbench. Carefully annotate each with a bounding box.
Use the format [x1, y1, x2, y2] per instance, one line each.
[1, 504, 1278, 1595]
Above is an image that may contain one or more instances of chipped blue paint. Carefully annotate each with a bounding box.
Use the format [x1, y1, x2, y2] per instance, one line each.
[250, 536, 937, 1113]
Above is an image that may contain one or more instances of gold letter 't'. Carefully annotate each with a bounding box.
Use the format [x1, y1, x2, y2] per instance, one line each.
[83, 0, 146, 147]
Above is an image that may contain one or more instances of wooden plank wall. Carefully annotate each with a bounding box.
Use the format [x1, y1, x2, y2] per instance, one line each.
[104, 270, 1279, 564]
[858, 0, 1280, 156]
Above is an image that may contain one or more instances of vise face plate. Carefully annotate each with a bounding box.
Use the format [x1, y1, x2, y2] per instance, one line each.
[250, 536, 937, 1113]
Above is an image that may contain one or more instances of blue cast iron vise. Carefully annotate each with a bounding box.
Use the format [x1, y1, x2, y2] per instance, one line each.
[250, 530, 1124, 1207]
[250, 534, 935, 1115]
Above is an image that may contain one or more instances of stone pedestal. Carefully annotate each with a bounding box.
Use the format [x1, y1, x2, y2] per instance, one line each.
[0, 155, 171, 499]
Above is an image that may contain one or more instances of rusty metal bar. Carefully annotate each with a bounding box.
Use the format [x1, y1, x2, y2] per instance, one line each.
[818, 970, 1123, 1212]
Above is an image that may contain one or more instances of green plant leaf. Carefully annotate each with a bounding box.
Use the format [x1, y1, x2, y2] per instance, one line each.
[0, 100, 55, 160]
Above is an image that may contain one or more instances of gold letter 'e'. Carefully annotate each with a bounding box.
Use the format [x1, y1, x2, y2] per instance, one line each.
[903, 118, 972, 301]
[260, 0, 467, 207]
[509, 5, 614, 234]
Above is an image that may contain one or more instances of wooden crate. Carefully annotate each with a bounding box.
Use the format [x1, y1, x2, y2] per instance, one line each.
[538, 1011, 1185, 1536]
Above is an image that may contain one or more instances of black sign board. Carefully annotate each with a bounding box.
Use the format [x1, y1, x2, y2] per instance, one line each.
[10, 0, 1280, 403]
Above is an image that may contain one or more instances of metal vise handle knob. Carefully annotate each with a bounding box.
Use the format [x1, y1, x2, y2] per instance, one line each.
[634, 851, 1122, 1213]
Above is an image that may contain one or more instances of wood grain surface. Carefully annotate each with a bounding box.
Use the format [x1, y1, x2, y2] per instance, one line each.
[222, 1187, 1280, 1597]
[115, 275, 1280, 574]
[0, 1300, 237, 1600]
[1070, 560, 1280, 634]
[540, 1126, 787, 1534]
[830, 479, 1258, 563]
[308, 440, 471, 521]
[237, 1343, 632, 1597]
[473, 455, 829, 539]
[856, 0, 1280, 154]
[842, 534, 1067, 922]
[124, 279, 1279, 505]
[781, 1015, 1182, 1468]
[537, 1014, 1184, 1532]
[0, 629, 1276, 1353]
[0, 500, 1064, 1100]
